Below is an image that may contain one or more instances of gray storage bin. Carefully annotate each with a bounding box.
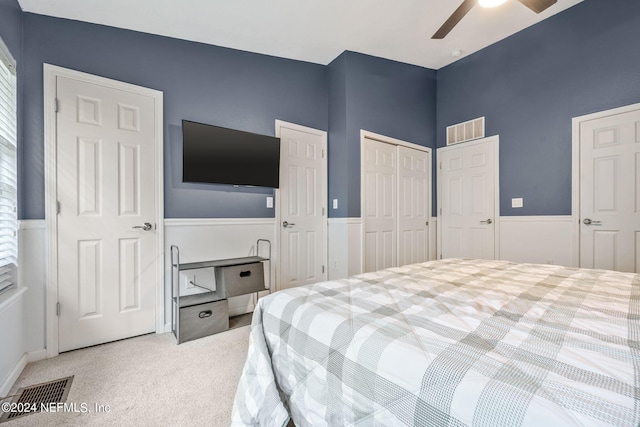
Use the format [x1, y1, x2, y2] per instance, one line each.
[216, 262, 266, 298]
[178, 299, 229, 344]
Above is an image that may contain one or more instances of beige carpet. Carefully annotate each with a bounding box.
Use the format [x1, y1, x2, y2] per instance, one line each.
[4, 324, 251, 426]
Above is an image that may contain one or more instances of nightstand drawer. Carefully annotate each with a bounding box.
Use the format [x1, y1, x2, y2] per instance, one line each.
[217, 262, 266, 297]
[178, 299, 229, 344]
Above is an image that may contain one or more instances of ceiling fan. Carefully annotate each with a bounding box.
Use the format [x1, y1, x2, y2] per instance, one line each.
[432, 0, 558, 39]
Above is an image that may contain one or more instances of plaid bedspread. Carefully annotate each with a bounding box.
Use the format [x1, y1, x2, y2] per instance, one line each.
[231, 259, 640, 426]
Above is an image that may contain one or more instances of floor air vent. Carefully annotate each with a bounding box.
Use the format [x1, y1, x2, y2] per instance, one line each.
[0, 376, 74, 423]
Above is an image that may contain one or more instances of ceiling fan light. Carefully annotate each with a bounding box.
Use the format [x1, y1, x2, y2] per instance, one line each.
[479, 0, 508, 8]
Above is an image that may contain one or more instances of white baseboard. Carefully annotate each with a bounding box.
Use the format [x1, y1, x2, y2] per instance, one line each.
[163, 323, 172, 334]
[0, 354, 26, 397]
[26, 349, 47, 363]
[0, 349, 44, 397]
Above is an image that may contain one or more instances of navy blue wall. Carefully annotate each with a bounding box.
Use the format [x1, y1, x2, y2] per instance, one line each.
[18, 0, 633, 220]
[329, 51, 437, 218]
[0, 0, 22, 66]
[20, 13, 328, 219]
[327, 54, 349, 218]
[0, 0, 23, 217]
[437, 0, 640, 216]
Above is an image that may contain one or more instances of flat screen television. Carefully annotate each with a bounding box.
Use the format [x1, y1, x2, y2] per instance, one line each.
[182, 120, 280, 188]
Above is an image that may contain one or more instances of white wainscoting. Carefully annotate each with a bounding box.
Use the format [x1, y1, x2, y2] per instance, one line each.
[0, 220, 48, 395]
[428, 217, 437, 261]
[18, 220, 47, 355]
[498, 216, 574, 267]
[328, 218, 362, 280]
[328, 217, 437, 280]
[164, 218, 276, 326]
[3, 214, 571, 393]
[0, 287, 26, 396]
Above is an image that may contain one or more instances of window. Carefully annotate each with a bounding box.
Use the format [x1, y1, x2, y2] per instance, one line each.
[0, 38, 17, 295]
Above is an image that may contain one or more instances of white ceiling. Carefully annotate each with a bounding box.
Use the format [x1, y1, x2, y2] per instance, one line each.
[17, 0, 583, 69]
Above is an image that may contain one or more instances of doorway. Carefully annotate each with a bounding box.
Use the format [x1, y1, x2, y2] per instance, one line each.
[437, 136, 499, 260]
[275, 120, 328, 290]
[573, 103, 640, 272]
[361, 131, 432, 273]
[44, 65, 164, 355]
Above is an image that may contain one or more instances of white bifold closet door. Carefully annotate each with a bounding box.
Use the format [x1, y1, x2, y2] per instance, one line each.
[363, 137, 431, 273]
[398, 146, 431, 266]
[364, 139, 397, 272]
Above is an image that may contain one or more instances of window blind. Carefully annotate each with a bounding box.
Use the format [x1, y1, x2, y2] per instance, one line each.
[0, 39, 17, 295]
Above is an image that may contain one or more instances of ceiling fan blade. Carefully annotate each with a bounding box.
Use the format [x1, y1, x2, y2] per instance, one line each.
[517, 0, 557, 13]
[431, 0, 477, 40]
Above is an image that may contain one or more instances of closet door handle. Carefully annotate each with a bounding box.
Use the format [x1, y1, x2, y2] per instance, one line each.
[480, 218, 493, 225]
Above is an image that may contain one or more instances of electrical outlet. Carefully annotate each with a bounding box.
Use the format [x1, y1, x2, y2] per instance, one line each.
[184, 274, 195, 289]
[511, 198, 523, 208]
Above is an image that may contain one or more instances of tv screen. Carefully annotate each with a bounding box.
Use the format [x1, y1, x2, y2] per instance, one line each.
[182, 120, 280, 188]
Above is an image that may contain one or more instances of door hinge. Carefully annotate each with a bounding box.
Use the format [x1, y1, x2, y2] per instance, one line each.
[439, 161, 442, 170]
[440, 254, 443, 260]
[54, 98, 59, 113]
[322, 149, 325, 158]
[322, 265, 325, 274]
[56, 201, 60, 214]
[322, 207, 325, 216]
[425, 221, 429, 226]
[439, 208, 442, 215]
[56, 302, 60, 316]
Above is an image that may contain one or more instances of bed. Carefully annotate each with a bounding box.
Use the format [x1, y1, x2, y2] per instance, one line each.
[231, 258, 640, 426]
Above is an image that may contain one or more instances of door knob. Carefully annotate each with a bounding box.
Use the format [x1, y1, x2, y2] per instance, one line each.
[583, 218, 601, 225]
[132, 222, 153, 231]
[282, 221, 296, 228]
[480, 218, 493, 225]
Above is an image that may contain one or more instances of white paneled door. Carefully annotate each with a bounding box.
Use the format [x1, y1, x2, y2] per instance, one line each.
[363, 136, 432, 273]
[363, 139, 397, 272]
[579, 108, 640, 272]
[277, 121, 327, 290]
[56, 76, 158, 352]
[398, 146, 430, 266]
[439, 137, 498, 260]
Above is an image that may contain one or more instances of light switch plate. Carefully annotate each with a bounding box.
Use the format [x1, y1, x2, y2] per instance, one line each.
[512, 198, 523, 208]
[332, 199, 338, 209]
[266, 196, 273, 208]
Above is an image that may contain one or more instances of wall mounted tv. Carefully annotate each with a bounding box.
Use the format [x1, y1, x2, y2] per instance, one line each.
[182, 120, 280, 188]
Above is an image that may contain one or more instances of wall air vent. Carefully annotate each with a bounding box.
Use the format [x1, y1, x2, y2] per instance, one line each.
[446, 117, 485, 145]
